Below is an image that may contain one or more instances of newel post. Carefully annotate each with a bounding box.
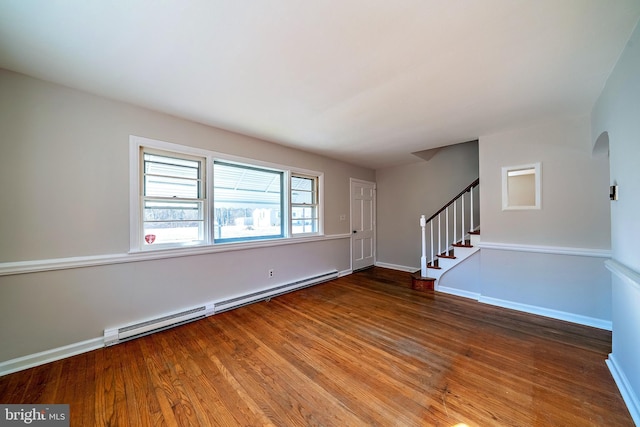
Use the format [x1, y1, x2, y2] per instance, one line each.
[420, 215, 427, 277]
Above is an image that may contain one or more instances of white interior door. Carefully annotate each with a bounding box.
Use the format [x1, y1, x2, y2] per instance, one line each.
[351, 179, 376, 271]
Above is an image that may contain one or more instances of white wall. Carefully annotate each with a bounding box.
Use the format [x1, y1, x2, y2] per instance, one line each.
[592, 21, 640, 423]
[0, 69, 374, 364]
[440, 116, 612, 327]
[375, 141, 479, 270]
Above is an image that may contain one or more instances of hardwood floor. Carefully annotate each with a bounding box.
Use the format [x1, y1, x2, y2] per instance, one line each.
[0, 267, 632, 426]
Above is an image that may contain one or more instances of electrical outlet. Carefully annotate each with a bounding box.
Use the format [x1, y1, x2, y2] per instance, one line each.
[268, 269, 274, 278]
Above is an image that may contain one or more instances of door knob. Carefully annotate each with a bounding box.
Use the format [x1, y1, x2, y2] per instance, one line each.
[353, 230, 357, 234]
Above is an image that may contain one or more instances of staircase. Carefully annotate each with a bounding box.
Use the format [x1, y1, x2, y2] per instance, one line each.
[412, 179, 480, 291]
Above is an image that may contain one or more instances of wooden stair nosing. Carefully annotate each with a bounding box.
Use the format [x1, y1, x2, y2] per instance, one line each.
[452, 242, 473, 248]
[410, 271, 436, 281]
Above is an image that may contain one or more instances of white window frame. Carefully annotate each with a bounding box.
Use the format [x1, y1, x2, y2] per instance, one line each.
[130, 135, 323, 252]
[140, 147, 208, 249]
[290, 173, 321, 236]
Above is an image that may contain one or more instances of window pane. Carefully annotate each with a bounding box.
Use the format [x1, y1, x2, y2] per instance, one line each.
[292, 219, 318, 234]
[292, 206, 316, 219]
[144, 200, 203, 221]
[144, 154, 200, 179]
[145, 175, 200, 198]
[143, 221, 204, 246]
[143, 199, 204, 245]
[291, 190, 313, 204]
[291, 176, 315, 204]
[144, 153, 202, 199]
[292, 176, 313, 191]
[214, 162, 283, 241]
[292, 206, 317, 234]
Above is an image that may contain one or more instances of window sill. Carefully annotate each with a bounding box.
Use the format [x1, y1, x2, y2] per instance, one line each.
[0, 233, 352, 277]
[132, 233, 330, 255]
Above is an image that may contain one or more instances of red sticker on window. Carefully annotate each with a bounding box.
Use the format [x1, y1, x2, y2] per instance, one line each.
[145, 234, 156, 244]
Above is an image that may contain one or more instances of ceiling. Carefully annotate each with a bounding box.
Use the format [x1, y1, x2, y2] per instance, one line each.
[1, 1, 639, 169]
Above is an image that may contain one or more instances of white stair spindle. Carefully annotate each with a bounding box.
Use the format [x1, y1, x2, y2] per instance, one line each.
[438, 213, 441, 256]
[420, 215, 427, 277]
[470, 187, 474, 233]
[453, 199, 457, 248]
[430, 220, 434, 265]
[461, 194, 465, 245]
[445, 206, 449, 255]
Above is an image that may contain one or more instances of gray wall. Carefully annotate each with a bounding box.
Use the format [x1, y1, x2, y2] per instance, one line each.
[0, 69, 373, 262]
[479, 115, 610, 249]
[592, 20, 640, 422]
[440, 115, 612, 326]
[0, 69, 374, 363]
[375, 141, 479, 270]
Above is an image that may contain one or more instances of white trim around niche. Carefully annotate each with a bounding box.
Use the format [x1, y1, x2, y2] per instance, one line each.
[501, 162, 541, 210]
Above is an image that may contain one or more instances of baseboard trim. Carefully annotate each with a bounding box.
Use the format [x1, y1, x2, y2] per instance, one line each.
[437, 286, 481, 300]
[0, 337, 104, 377]
[338, 269, 352, 277]
[435, 288, 610, 330]
[374, 262, 418, 273]
[607, 353, 640, 425]
[376, 261, 613, 330]
[478, 296, 612, 330]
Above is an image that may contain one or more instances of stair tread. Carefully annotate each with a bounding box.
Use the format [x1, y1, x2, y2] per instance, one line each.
[411, 271, 436, 280]
[469, 230, 481, 235]
[427, 260, 441, 269]
[452, 241, 473, 248]
[437, 253, 456, 259]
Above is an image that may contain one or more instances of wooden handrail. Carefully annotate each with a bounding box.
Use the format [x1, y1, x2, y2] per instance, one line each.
[425, 178, 479, 223]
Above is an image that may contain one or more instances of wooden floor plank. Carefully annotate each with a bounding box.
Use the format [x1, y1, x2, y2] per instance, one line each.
[0, 267, 632, 426]
[180, 323, 271, 426]
[245, 301, 451, 424]
[92, 344, 117, 426]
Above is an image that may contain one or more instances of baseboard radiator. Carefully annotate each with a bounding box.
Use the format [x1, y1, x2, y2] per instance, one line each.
[213, 270, 338, 313]
[103, 270, 338, 346]
[104, 304, 215, 346]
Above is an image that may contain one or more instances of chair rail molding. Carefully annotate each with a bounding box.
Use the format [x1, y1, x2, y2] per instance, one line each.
[0, 234, 352, 277]
[478, 242, 611, 258]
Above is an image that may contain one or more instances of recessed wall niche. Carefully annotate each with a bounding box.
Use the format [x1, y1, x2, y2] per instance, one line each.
[501, 162, 541, 210]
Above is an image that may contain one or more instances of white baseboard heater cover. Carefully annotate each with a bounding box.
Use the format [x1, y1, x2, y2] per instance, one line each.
[213, 270, 338, 313]
[103, 270, 337, 346]
[104, 303, 215, 346]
